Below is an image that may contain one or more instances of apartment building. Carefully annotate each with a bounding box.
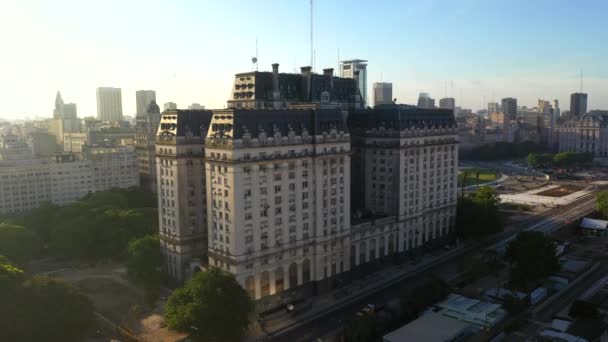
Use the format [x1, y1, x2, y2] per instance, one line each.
[0, 144, 139, 214]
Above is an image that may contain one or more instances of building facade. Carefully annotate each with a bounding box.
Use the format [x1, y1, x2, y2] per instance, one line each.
[0, 145, 138, 214]
[164, 102, 177, 111]
[570, 93, 588, 117]
[340, 59, 368, 106]
[156, 109, 213, 282]
[417, 93, 436, 109]
[439, 98, 455, 110]
[501, 98, 517, 121]
[558, 112, 608, 158]
[158, 66, 459, 310]
[135, 101, 162, 193]
[96, 87, 123, 122]
[136, 90, 156, 115]
[373, 82, 393, 106]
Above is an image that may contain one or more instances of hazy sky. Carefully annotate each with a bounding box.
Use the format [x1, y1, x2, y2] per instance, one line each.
[1, 0, 607, 120]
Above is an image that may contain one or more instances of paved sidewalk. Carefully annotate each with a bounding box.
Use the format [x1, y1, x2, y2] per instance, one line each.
[252, 244, 470, 340]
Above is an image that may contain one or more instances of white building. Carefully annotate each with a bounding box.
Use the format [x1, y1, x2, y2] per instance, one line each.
[0, 145, 138, 214]
[164, 102, 177, 111]
[157, 67, 458, 310]
[96, 87, 123, 122]
[340, 59, 368, 106]
[558, 111, 608, 158]
[373, 82, 393, 106]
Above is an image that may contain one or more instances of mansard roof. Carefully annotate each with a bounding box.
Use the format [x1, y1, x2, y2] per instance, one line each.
[157, 109, 213, 138]
[207, 107, 347, 141]
[349, 104, 457, 131]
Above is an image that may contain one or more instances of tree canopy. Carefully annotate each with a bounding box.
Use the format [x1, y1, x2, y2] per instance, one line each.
[165, 268, 254, 342]
[456, 186, 503, 239]
[527, 152, 593, 169]
[506, 231, 559, 290]
[596, 192, 608, 219]
[0, 223, 42, 264]
[6, 188, 158, 262]
[0, 259, 94, 341]
[127, 235, 165, 301]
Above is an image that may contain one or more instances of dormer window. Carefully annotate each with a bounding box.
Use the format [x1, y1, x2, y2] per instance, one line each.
[321, 91, 330, 103]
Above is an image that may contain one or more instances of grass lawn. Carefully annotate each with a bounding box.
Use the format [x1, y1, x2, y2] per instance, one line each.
[458, 169, 498, 187]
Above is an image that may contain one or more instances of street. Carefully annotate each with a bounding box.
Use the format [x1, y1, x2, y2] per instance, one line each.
[266, 191, 600, 341]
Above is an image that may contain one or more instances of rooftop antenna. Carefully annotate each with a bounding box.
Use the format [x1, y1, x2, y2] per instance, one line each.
[251, 37, 258, 71]
[310, 0, 313, 69]
[380, 72, 383, 82]
[444, 81, 447, 98]
[580, 69, 583, 92]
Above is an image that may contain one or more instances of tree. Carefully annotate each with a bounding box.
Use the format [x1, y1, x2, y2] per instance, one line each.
[596, 192, 608, 219]
[127, 235, 165, 301]
[165, 268, 254, 342]
[0, 224, 42, 264]
[344, 311, 382, 342]
[527, 153, 541, 168]
[506, 231, 559, 290]
[0, 260, 94, 342]
[456, 186, 503, 239]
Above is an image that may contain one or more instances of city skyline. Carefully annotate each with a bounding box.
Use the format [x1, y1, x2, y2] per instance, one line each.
[1, 0, 607, 119]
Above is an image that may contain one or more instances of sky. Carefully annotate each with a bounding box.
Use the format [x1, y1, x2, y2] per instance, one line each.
[1, 0, 607, 120]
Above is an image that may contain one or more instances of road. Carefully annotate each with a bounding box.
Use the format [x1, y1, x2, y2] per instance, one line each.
[268, 191, 600, 342]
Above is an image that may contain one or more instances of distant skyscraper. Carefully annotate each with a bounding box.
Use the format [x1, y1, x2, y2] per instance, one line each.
[537, 99, 552, 114]
[488, 102, 500, 114]
[53, 91, 64, 119]
[439, 97, 455, 110]
[164, 102, 177, 111]
[501, 98, 517, 121]
[340, 59, 368, 106]
[136, 90, 156, 115]
[570, 93, 588, 116]
[63, 103, 77, 119]
[553, 99, 560, 118]
[96, 87, 123, 122]
[188, 103, 205, 110]
[417, 93, 435, 108]
[373, 82, 392, 106]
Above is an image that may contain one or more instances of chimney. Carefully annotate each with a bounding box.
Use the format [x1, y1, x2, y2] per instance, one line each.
[272, 63, 280, 104]
[301, 66, 312, 101]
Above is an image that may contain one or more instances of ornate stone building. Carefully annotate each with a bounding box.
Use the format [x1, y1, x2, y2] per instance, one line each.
[156, 109, 213, 282]
[558, 111, 608, 158]
[157, 65, 459, 309]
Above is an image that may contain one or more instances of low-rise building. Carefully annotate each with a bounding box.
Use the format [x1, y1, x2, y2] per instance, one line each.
[383, 312, 475, 342]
